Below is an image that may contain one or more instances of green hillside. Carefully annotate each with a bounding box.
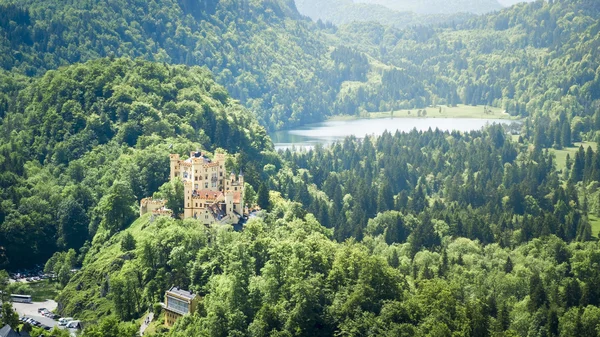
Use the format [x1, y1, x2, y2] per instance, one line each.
[354, 0, 503, 14]
[0, 57, 274, 269]
[294, 0, 473, 28]
[0, 0, 365, 130]
[333, 0, 600, 122]
[0, 0, 598, 132]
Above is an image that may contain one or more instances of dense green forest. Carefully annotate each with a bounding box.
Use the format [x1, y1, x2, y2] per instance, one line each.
[1, 0, 600, 336]
[0, 0, 357, 130]
[0, 0, 599, 129]
[352, 0, 503, 14]
[0, 57, 274, 269]
[333, 0, 600, 118]
[294, 0, 473, 28]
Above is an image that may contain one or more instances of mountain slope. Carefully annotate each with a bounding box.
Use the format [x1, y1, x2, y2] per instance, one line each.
[333, 0, 600, 120]
[354, 0, 503, 14]
[0, 57, 273, 269]
[0, 0, 345, 130]
[294, 0, 473, 28]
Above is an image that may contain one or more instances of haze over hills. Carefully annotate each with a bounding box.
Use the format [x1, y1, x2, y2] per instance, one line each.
[353, 0, 503, 14]
[497, 0, 535, 5]
[294, 0, 473, 28]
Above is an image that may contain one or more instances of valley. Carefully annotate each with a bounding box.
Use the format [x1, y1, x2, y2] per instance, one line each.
[0, 0, 600, 336]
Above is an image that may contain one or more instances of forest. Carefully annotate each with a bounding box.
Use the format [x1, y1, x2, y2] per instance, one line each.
[0, 0, 598, 129]
[0, 0, 600, 336]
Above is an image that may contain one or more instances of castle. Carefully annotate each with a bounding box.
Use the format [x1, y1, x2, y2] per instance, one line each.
[140, 151, 245, 225]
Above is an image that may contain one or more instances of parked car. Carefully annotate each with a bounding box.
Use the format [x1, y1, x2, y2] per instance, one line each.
[37, 308, 47, 314]
[58, 317, 73, 326]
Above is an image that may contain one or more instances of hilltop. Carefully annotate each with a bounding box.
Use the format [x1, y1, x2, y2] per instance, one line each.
[0, 57, 275, 269]
[294, 0, 473, 28]
[0, 0, 599, 130]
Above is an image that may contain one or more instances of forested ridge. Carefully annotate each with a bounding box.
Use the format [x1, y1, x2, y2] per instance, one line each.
[1, 0, 600, 336]
[0, 0, 356, 130]
[293, 0, 474, 29]
[0, 57, 275, 269]
[352, 0, 504, 14]
[333, 0, 600, 119]
[0, 0, 599, 129]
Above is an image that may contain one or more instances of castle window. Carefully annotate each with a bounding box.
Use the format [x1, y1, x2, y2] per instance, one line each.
[220, 172, 223, 177]
[196, 203, 198, 207]
[205, 183, 208, 188]
[235, 187, 237, 191]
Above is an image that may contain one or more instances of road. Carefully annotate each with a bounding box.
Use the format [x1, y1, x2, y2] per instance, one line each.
[13, 300, 59, 328]
[140, 312, 154, 336]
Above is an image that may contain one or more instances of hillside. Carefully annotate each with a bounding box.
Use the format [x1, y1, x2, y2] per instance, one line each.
[0, 0, 598, 130]
[354, 0, 503, 14]
[0, 0, 346, 130]
[294, 0, 473, 28]
[0, 57, 274, 269]
[2, 0, 600, 336]
[332, 0, 600, 120]
[56, 130, 600, 335]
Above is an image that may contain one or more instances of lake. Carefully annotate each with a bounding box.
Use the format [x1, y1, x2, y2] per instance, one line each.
[271, 117, 516, 150]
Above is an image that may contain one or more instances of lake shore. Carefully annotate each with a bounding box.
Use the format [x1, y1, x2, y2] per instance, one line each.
[328, 104, 519, 122]
[272, 115, 517, 150]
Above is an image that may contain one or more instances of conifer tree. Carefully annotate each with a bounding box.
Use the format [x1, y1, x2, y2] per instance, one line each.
[257, 182, 270, 211]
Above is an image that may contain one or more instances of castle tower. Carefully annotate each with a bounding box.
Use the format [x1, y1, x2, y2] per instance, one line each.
[225, 191, 234, 216]
[184, 181, 193, 218]
[238, 171, 245, 212]
[170, 154, 180, 180]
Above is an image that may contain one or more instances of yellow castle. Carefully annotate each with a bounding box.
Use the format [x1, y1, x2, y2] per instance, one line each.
[171, 151, 244, 225]
[140, 151, 245, 225]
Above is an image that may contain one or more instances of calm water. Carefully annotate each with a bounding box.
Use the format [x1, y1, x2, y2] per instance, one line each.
[271, 117, 515, 150]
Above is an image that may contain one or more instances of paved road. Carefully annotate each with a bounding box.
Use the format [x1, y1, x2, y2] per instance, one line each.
[13, 300, 59, 328]
[140, 312, 154, 336]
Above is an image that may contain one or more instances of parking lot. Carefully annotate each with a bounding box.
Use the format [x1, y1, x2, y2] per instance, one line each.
[13, 300, 60, 329]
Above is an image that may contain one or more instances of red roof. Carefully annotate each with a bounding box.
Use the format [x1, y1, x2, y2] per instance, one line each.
[193, 189, 223, 200]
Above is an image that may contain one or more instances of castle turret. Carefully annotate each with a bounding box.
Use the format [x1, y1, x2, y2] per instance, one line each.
[225, 191, 234, 216]
[184, 180, 193, 218]
[170, 154, 180, 180]
[238, 171, 245, 213]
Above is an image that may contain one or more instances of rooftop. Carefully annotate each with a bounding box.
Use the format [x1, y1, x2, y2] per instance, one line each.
[167, 286, 196, 300]
[0, 325, 31, 337]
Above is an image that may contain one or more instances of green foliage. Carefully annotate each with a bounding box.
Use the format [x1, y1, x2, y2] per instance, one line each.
[55, 194, 600, 336]
[335, 0, 600, 120]
[97, 181, 137, 234]
[44, 249, 77, 287]
[120, 232, 136, 252]
[80, 317, 139, 337]
[154, 179, 185, 218]
[0, 57, 273, 268]
[257, 182, 270, 211]
[0, 0, 359, 130]
[0, 302, 19, 329]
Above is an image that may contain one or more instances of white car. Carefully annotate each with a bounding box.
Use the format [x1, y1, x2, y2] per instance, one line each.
[58, 317, 73, 326]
